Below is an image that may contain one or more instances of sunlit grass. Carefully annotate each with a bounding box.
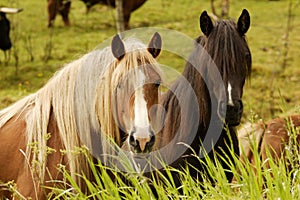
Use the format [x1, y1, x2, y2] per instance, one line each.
[1, 0, 300, 199]
[0, 115, 299, 198]
[1, 0, 299, 119]
[37, 117, 298, 199]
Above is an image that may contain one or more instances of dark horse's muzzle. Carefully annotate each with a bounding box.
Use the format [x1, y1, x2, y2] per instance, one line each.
[226, 100, 243, 126]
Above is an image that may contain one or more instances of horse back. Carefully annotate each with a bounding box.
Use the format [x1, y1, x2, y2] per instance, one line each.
[238, 115, 300, 170]
[261, 115, 300, 163]
[0, 110, 67, 199]
[0, 112, 35, 198]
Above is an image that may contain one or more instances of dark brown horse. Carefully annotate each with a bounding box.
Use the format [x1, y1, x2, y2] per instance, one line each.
[82, 0, 147, 29]
[47, 0, 147, 29]
[238, 115, 300, 173]
[47, 0, 71, 27]
[0, 33, 163, 199]
[137, 9, 252, 187]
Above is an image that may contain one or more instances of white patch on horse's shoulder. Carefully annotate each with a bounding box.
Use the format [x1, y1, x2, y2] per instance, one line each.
[227, 83, 234, 106]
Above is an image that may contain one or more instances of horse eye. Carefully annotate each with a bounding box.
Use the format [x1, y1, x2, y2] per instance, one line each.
[219, 68, 224, 76]
[117, 83, 121, 89]
[154, 81, 161, 88]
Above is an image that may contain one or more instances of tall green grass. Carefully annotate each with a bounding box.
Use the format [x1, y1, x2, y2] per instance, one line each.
[2, 117, 295, 199]
[1, 0, 300, 199]
[0, 114, 299, 199]
[1, 0, 300, 120]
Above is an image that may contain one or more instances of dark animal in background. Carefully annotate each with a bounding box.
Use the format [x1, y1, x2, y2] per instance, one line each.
[83, 0, 147, 29]
[47, 0, 147, 29]
[0, 7, 23, 51]
[149, 9, 251, 186]
[47, 0, 71, 27]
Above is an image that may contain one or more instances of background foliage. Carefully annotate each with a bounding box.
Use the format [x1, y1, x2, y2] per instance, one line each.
[1, 0, 299, 121]
[1, 0, 300, 198]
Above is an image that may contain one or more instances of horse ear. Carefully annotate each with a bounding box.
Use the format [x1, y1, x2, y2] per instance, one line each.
[200, 11, 213, 37]
[237, 9, 250, 35]
[111, 34, 125, 60]
[147, 32, 162, 58]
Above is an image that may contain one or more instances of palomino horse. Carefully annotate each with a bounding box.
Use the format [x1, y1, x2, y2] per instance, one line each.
[0, 32, 163, 199]
[238, 115, 300, 173]
[148, 9, 251, 186]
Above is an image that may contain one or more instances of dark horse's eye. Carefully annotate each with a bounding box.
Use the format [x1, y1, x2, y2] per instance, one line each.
[246, 53, 251, 63]
[219, 68, 224, 76]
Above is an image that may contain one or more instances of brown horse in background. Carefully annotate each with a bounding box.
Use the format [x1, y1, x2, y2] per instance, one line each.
[238, 115, 300, 173]
[47, 0, 147, 28]
[47, 0, 71, 27]
[0, 33, 163, 199]
[82, 0, 147, 29]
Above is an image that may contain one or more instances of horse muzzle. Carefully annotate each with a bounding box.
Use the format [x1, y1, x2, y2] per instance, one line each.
[226, 100, 243, 126]
[129, 127, 155, 154]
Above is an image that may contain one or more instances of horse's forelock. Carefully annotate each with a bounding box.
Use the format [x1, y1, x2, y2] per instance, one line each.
[111, 39, 162, 89]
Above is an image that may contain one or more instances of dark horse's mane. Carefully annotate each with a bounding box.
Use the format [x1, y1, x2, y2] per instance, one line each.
[196, 20, 252, 81]
[155, 14, 252, 186]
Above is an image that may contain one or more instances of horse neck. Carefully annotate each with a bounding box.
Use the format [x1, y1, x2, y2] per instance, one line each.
[185, 61, 212, 128]
[156, 57, 211, 149]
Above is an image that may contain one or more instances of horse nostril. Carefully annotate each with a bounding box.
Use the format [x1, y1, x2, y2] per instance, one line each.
[238, 100, 243, 109]
[129, 135, 136, 147]
[148, 134, 155, 145]
[129, 127, 156, 153]
[148, 135, 155, 149]
[148, 127, 155, 146]
[134, 135, 155, 153]
[227, 100, 243, 113]
[236, 100, 243, 112]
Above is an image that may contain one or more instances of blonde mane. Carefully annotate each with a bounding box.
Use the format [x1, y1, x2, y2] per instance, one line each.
[0, 37, 162, 188]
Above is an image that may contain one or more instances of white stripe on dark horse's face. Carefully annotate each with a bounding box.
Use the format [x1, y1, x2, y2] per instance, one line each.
[227, 83, 234, 106]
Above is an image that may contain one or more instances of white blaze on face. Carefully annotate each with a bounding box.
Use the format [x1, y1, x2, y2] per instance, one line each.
[227, 83, 234, 106]
[134, 69, 150, 129]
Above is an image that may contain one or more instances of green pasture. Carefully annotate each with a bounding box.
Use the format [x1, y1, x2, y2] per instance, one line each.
[0, 0, 299, 120]
[0, 0, 300, 199]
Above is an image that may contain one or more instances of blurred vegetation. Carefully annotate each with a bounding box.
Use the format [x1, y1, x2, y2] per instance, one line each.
[1, 0, 300, 198]
[0, 0, 299, 120]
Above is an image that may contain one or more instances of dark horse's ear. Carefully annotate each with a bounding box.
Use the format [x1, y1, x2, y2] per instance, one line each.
[111, 34, 125, 60]
[200, 11, 213, 37]
[237, 9, 250, 35]
[147, 32, 162, 58]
